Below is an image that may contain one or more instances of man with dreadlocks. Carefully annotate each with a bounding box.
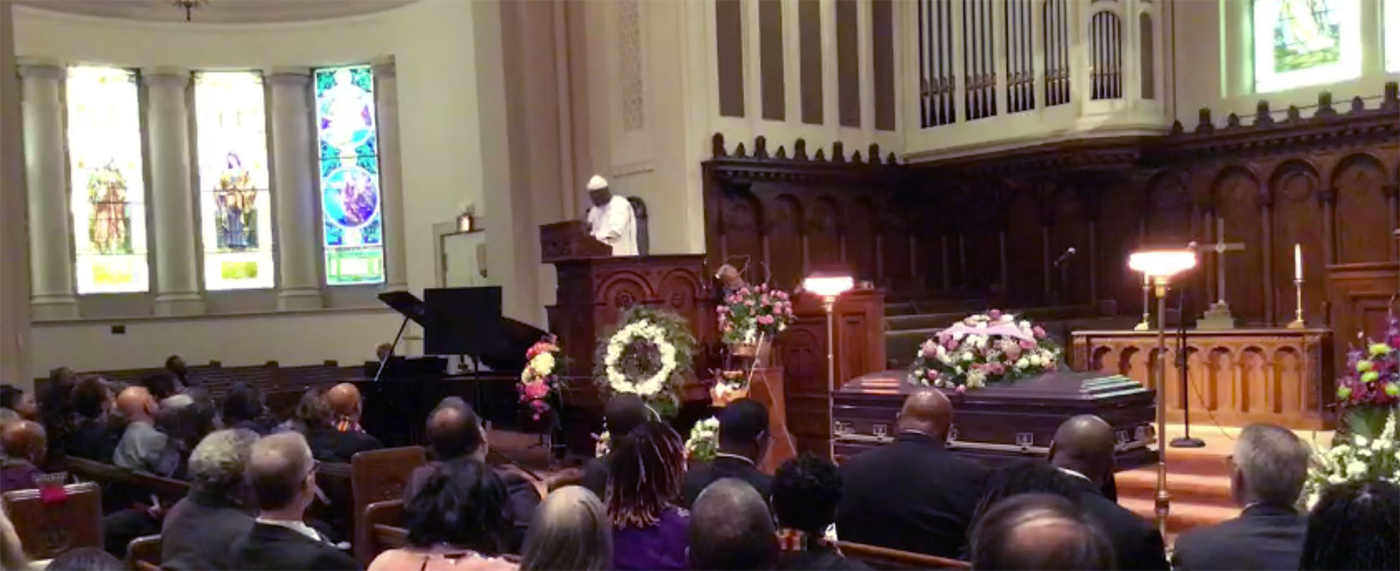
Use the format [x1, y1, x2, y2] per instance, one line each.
[607, 421, 690, 570]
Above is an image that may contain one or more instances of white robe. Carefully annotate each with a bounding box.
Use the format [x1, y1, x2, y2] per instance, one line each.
[586, 195, 639, 256]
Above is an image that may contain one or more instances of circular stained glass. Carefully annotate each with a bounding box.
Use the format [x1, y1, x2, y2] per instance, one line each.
[318, 79, 376, 153]
[321, 166, 380, 230]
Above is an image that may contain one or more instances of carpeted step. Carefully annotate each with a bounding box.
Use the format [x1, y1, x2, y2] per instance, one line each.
[1120, 496, 1238, 536]
[1117, 469, 1234, 506]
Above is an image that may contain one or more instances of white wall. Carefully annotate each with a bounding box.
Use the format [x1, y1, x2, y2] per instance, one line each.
[30, 309, 402, 375]
[1170, 0, 1400, 128]
[13, 1, 535, 378]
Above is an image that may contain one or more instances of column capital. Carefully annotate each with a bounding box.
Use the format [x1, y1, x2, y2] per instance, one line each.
[371, 56, 396, 79]
[264, 67, 311, 86]
[141, 67, 191, 88]
[16, 58, 63, 81]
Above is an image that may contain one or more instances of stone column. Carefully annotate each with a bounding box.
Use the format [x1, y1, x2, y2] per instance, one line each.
[266, 69, 323, 310]
[0, 0, 32, 386]
[144, 69, 204, 316]
[20, 62, 78, 320]
[373, 58, 408, 292]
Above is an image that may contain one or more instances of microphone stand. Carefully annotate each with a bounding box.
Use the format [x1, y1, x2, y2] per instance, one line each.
[1170, 283, 1205, 448]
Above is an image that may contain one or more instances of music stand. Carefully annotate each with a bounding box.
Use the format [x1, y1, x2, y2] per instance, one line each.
[373, 292, 430, 382]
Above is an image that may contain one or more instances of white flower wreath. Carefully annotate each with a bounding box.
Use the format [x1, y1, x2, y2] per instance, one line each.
[603, 319, 679, 397]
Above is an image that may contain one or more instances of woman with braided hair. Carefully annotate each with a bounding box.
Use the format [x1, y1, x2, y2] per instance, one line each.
[608, 420, 689, 570]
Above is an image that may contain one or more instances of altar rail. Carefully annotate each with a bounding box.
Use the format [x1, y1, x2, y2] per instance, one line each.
[1070, 329, 1332, 430]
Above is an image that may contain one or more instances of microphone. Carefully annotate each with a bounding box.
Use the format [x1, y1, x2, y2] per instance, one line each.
[1054, 247, 1077, 267]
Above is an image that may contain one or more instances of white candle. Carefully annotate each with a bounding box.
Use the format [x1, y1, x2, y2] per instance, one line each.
[1294, 243, 1302, 281]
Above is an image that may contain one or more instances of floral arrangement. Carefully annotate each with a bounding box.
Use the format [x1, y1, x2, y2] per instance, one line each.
[1336, 316, 1399, 409]
[518, 335, 562, 421]
[907, 309, 1060, 392]
[685, 417, 720, 462]
[710, 370, 750, 408]
[594, 431, 611, 459]
[1303, 408, 1400, 508]
[595, 305, 697, 417]
[717, 283, 796, 346]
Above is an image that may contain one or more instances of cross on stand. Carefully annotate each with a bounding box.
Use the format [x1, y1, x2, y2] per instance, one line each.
[1197, 218, 1246, 330]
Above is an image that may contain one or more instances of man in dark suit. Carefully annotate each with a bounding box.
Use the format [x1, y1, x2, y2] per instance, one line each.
[683, 398, 772, 507]
[1172, 423, 1310, 571]
[404, 397, 542, 553]
[836, 389, 987, 558]
[162, 429, 260, 571]
[228, 432, 359, 571]
[582, 394, 649, 499]
[1048, 415, 1169, 570]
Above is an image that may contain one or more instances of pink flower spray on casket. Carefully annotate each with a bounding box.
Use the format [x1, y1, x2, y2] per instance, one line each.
[907, 309, 1061, 392]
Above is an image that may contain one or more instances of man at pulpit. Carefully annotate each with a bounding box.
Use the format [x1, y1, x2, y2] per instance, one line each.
[584, 175, 638, 256]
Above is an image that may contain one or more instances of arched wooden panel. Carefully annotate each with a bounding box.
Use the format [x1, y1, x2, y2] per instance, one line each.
[1332, 153, 1391, 264]
[768, 194, 805, 289]
[808, 196, 843, 268]
[1269, 162, 1324, 324]
[847, 198, 877, 282]
[1051, 190, 1091, 305]
[1213, 168, 1266, 325]
[1208, 347, 1233, 412]
[1144, 173, 1192, 240]
[719, 191, 764, 271]
[1006, 190, 1044, 305]
[1240, 347, 1268, 413]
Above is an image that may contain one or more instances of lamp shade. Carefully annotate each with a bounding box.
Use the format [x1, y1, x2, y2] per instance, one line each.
[1128, 249, 1197, 278]
[802, 273, 855, 299]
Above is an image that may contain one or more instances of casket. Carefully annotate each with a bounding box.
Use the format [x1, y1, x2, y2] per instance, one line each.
[832, 370, 1158, 470]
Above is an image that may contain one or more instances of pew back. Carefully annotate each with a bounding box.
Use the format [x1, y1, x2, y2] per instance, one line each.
[358, 499, 405, 567]
[1, 482, 103, 560]
[836, 541, 972, 570]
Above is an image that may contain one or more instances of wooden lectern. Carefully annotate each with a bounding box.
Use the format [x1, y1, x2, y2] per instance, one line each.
[1327, 261, 1399, 379]
[540, 221, 612, 263]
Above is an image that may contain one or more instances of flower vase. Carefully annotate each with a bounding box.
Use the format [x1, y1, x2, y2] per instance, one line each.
[729, 338, 773, 367]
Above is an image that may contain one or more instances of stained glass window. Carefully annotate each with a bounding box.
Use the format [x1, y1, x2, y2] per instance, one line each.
[314, 65, 384, 286]
[1253, 0, 1361, 93]
[66, 67, 149, 294]
[194, 72, 275, 291]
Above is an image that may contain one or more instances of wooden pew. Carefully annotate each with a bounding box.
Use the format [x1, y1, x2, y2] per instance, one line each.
[311, 461, 354, 544]
[1, 482, 103, 560]
[351, 447, 427, 564]
[358, 500, 405, 567]
[126, 534, 162, 571]
[56, 456, 190, 514]
[836, 541, 972, 570]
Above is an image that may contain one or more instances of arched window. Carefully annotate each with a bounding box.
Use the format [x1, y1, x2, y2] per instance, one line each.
[314, 65, 385, 286]
[1252, 0, 1362, 93]
[194, 72, 275, 290]
[66, 67, 149, 294]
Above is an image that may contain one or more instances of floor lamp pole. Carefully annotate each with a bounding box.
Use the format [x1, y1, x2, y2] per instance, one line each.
[1152, 276, 1172, 541]
[824, 297, 837, 461]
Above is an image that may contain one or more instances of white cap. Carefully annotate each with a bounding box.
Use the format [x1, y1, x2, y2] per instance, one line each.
[586, 175, 609, 191]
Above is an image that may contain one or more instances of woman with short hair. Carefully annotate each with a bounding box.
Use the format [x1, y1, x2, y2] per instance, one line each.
[520, 486, 613, 571]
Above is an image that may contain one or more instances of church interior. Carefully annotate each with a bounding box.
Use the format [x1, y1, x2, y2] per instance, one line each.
[0, 0, 1397, 569]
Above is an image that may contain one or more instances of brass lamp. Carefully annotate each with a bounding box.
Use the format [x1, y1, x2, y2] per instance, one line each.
[802, 272, 855, 460]
[1127, 247, 1197, 540]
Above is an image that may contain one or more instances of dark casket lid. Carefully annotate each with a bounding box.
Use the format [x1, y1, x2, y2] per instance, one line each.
[839, 370, 1153, 406]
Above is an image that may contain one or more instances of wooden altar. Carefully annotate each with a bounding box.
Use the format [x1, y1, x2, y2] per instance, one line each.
[1070, 329, 1333, 429]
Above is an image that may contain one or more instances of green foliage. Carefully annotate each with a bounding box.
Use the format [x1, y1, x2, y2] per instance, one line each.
[593, 304, 697, 418]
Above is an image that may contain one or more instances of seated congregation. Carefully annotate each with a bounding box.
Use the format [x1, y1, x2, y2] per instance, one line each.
[2, 373, 1399, 571]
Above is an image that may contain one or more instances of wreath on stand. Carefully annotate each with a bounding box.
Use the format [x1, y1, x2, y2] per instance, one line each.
[592, 305, 697, 457]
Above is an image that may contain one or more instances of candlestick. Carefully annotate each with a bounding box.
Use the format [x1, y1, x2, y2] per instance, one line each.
[1134, 273, 1151, 331]
[1287, 277, 1305, 329]
[1294, 243, 1302, 281]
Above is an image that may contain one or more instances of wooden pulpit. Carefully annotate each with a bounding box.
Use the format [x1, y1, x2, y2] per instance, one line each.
[540, 221, 612, 263]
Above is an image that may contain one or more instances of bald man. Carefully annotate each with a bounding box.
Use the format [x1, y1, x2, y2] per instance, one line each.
[836, 389, 987, 558]
[689, 478, 779, 570]
[0, 421, 47, 490]
[113, 386, 170, 473]
[324, 384, 364, 434]
[304, 386, 381, 464]
[1049, 415, 1168, 570]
